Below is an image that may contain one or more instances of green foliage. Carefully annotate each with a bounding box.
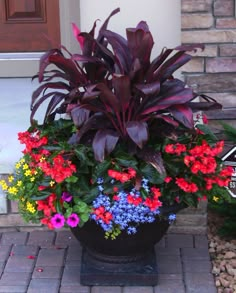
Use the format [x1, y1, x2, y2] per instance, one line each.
[221, 122, 236, 143]
[209, 201, 236, 238]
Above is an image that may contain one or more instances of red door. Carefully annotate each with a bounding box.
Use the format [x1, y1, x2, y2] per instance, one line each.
[0, 0, 60, 52]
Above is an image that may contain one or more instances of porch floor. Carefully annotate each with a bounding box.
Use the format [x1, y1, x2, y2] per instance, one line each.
[0, 230, 216, 293]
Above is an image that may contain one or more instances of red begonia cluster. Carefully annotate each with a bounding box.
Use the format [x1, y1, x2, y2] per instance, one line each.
[108, 168, 137, 183]
[93, 206, 113, 224]
[18, 130, 48, 153]
[38, 154, 76, 183]
[37, 193, 57, 229]
[18, 130, 76, 183]
[165, 140, 232, 194]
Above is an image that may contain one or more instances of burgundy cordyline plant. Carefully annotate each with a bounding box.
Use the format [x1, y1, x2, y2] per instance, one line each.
[1, 8, 233, 238]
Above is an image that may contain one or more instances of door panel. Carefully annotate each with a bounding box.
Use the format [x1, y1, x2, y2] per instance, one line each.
[0, 0, 60, 52]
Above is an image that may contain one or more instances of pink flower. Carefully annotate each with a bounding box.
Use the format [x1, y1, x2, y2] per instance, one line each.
[67, 213, 80, 227]
[62, 192, 73, 202]
[51, 214, 65, 229]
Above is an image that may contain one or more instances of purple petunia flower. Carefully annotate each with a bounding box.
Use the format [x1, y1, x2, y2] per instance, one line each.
[62, 192, 73, 202]
[67, 213, 80, 227]
[51, 214, 65, 229]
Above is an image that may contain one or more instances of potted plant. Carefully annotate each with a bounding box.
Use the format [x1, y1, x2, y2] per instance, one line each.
[0, 8, 233, 286]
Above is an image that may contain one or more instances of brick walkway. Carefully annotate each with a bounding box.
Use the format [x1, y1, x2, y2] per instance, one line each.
[0, 230, 216, 293]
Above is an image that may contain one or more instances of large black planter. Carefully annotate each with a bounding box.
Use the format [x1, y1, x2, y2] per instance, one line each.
[70, 204, 184, 286]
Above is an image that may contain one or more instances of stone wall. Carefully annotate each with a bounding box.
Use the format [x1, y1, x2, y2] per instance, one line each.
[170, 0, 236, 234]
[181, 0, 236, 131]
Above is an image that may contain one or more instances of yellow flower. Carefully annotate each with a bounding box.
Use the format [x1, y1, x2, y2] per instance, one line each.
[39, 156, 45, 162]
[15, 162, 21, 169]
[17, 181, 23, 187]
[0, 180, 8, 191]
[213, 196, 219, 202]
[23, 164, 29, 170]
[26, 202, 36, 213]
[8, 186, 18, 195]
[8, 176, 14, 183]
[50, 181, 55, 187]
[30, 177, 35, 182]
[24, 170, 32, 176]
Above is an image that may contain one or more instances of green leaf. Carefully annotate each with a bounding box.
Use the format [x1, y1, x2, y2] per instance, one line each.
[113, 151, 138, 168]
[31, 192, 51, 201]
[63, 202, 70, 209]
[74, 146, 88, 161]
[220, 122, 236, 143]
[65, 176, 78, 183]
[55, 199, 62, 213]
[94, 160, 111, 178]
[80, 213, 90, 223]
[64, 207, 73, 218]
[196, 124, 218, 142]
[140, 163, 164, 184]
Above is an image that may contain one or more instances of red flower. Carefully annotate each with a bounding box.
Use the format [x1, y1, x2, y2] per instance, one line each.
[143, 197, 162, 211]
[37, 194, 57, 217]
[176, 178, 198, 193]
[113, 186, 119, 192]
[92, 206, 113, 224]
[128, 168, 136, 178]
[113, 195, 120, 201]
[127, 194, 142, 206]
[41, 217, 54, 229]
[164, 176, 172, 183]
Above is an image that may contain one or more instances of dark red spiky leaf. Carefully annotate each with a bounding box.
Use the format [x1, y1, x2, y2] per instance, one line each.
[126, 21, 154, 67]
[112, 75, 131, 111]
[38, 49, 63, 82]
[126, 121, 148, 148]
[141, 87, 193, 115]
[71, 107, 90, 128]
[72, 23, 84, 49]
[44, 93, 66, 123]
[101, 29, 131, 74]
[138, 147, 166, 175]
[92, 129, 119, 162]
[48, 55, 86, 85]
[30, 91, 66, 124]
[135, 80, 160, 96]
[31, 82, 70, 109]
[169, 104, 194, 128]
[95, 83, 121, 112]
[97, 8, 120, 42]
[153, 52, 192, 81]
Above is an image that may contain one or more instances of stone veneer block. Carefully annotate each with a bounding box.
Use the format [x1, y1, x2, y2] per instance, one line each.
[181, 57, 204, 73]
[182, 30, 236, 44]
[185, 73, 236, 92]
[187, 45, 218, 57]
[216, 18, 236, 29]
[219, 44, 236, 56]
[214, 0, 234, 16]
[209, 93, 236, 106]
[182, 13, 213, 29]
[206, 57, 236, 73]
[181, 0, 212, 13]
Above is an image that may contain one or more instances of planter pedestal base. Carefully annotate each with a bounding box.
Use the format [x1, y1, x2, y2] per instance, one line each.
[80, 248, 158, 286]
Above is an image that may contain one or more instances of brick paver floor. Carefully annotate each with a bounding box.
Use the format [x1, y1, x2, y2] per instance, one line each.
[0, 231, 217, 293]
